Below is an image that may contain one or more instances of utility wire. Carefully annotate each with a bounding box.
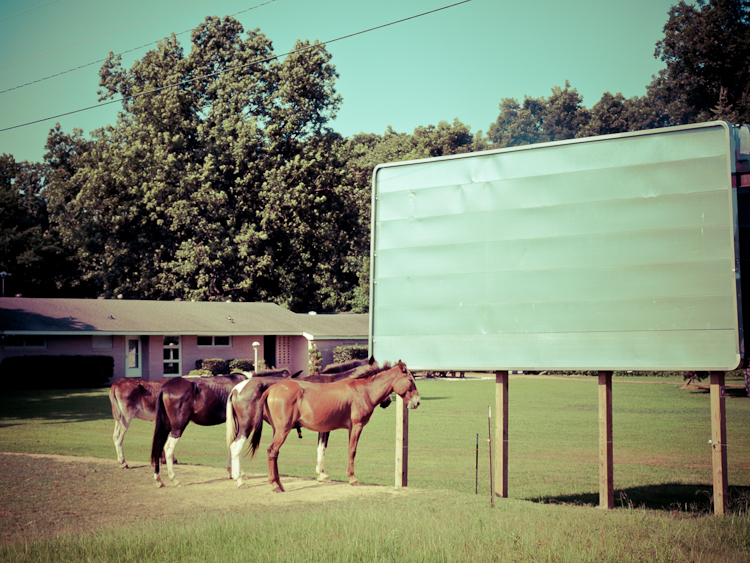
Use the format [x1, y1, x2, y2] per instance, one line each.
[0, 0, 277, 95]
[0, 0, 62, 23]
[0, 0, 210, 69]
[0, 0, 474, 133]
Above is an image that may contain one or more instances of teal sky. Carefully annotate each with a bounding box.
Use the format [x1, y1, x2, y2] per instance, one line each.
[0, 0, 682, 163]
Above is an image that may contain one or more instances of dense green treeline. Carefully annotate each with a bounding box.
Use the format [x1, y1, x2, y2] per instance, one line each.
[2, 1, 749, 311]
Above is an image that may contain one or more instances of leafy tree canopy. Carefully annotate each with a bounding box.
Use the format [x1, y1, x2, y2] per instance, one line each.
[648, 0, 750, 125]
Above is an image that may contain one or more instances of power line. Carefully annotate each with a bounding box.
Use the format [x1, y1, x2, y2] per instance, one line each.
[0, 0, 278, 95]
[0, 0, 62, 23]
[0, 0, 210, 69]
[0, 0, 474, 133]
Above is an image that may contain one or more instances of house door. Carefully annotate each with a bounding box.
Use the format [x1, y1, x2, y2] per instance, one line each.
[126, 337, 142, 378]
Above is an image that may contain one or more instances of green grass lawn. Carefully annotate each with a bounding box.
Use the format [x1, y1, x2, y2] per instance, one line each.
[0, 374, 747, 505]
[0, 374, 748, 562]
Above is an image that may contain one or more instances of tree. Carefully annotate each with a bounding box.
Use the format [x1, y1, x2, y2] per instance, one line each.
[47, 16, 359, 311]
[578, 92, 662, 137]
[0, 154, 77, 297]
[649, 0, 750, 125]
[488, 82, 588, 148]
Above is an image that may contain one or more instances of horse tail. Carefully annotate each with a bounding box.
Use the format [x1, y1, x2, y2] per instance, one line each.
[108, 383, 123, 425]
[249, 387, 271, 459]
[150, 389, 170, 466]
[226, 385, 239, 449]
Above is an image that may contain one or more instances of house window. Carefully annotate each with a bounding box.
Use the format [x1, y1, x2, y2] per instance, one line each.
[4, 335, 47, 348]
[92, 335, 113, 349]
[163, 336, 181, 375]
[128, 339, 139, 368]
[197, 336, 231, 347]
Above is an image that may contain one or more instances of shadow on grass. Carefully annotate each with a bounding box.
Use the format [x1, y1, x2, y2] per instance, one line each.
[0, 388, 110, 424]
[685, 387, 749, 399]
[530, 484, 750, 514]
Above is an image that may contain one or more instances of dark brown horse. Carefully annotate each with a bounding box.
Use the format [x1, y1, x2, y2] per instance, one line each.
[150, 369, 296, 487]
[248, 361, 420, 492]
[226, 357, 384, 486]
[109, 377, 171, 468]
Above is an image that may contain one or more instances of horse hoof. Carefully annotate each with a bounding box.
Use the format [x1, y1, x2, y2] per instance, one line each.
[349, 479, 359, 486]
[155, 481, 164, 488]
[120, 462, 129, 469]
[272, 486, 284, 493]
[317, 475, 330, 483]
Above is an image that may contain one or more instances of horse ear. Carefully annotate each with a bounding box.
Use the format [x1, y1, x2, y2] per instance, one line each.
[369, 355, 375, 365]
[291, 370, 303, 379]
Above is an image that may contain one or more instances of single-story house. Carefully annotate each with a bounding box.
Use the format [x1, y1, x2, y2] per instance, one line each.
[0, 297, 368, 383]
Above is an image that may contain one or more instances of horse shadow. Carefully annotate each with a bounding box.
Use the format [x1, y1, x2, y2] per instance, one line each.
[529, 483, 750, 513]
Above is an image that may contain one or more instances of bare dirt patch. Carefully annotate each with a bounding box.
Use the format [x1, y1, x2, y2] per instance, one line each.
[0, 452, 406, 544]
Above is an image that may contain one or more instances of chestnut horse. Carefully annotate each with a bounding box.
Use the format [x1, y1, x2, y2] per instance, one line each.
[109, 378, 171, 468]
[150, 369, 296, 487]
[247, 361, 420, 492]
[226, 357, 386, 486]
[299, 356, 390, 481]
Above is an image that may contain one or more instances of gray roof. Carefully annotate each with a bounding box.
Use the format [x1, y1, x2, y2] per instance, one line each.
[0, 298, 368, 338]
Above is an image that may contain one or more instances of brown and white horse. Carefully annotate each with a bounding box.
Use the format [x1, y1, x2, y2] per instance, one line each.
[109, 378, 171, 468]
[246, 361, 420, 492]
[150, 369, 296, 487]
[226, 357, 383, 486]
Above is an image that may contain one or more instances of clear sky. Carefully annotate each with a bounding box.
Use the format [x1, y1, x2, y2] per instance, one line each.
[0, 0, 682, 164]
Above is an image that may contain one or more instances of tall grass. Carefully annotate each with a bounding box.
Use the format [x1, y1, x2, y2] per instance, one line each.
[3, 487, 750, 562]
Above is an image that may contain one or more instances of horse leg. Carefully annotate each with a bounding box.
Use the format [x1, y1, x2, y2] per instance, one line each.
[267, 429, 291, 493]
[153, 456, 164, 488]
[229, 436, 247, 487]
[347, 424, 364, 486]
[316, 432, 330, 482]
[112, 417, 130, 468]
[164, 435, 181, 486]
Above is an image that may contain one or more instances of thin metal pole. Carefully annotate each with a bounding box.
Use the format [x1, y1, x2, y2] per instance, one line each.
[488, 406, 494, 508]
[475, 433, 479, 494]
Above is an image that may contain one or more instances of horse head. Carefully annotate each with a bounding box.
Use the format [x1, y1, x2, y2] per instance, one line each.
[391, 360, 420, 410]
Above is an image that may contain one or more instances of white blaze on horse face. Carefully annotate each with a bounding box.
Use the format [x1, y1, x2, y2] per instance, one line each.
[408, 393, 421, 409]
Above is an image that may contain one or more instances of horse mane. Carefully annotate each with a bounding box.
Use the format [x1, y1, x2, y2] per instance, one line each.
[350, 362, 393, 380]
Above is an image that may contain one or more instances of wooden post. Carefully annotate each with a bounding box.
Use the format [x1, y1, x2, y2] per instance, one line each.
[495, 371, 509, 498]
[395, 394, 408, 488]
[710, 371, 728, 515]
[598, 371, 614, 509]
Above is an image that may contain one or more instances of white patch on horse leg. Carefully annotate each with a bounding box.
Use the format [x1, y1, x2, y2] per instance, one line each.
[229, 436, 247, 486]
[113, 420, 128, 467]
[316, 440, 329, 482]
[164, 436, 180, 484]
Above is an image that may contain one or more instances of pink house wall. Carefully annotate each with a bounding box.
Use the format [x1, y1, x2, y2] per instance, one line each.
[2, 333, 359, 383]
[145, 334, 268, 380]
[0, 334, 127, 384]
